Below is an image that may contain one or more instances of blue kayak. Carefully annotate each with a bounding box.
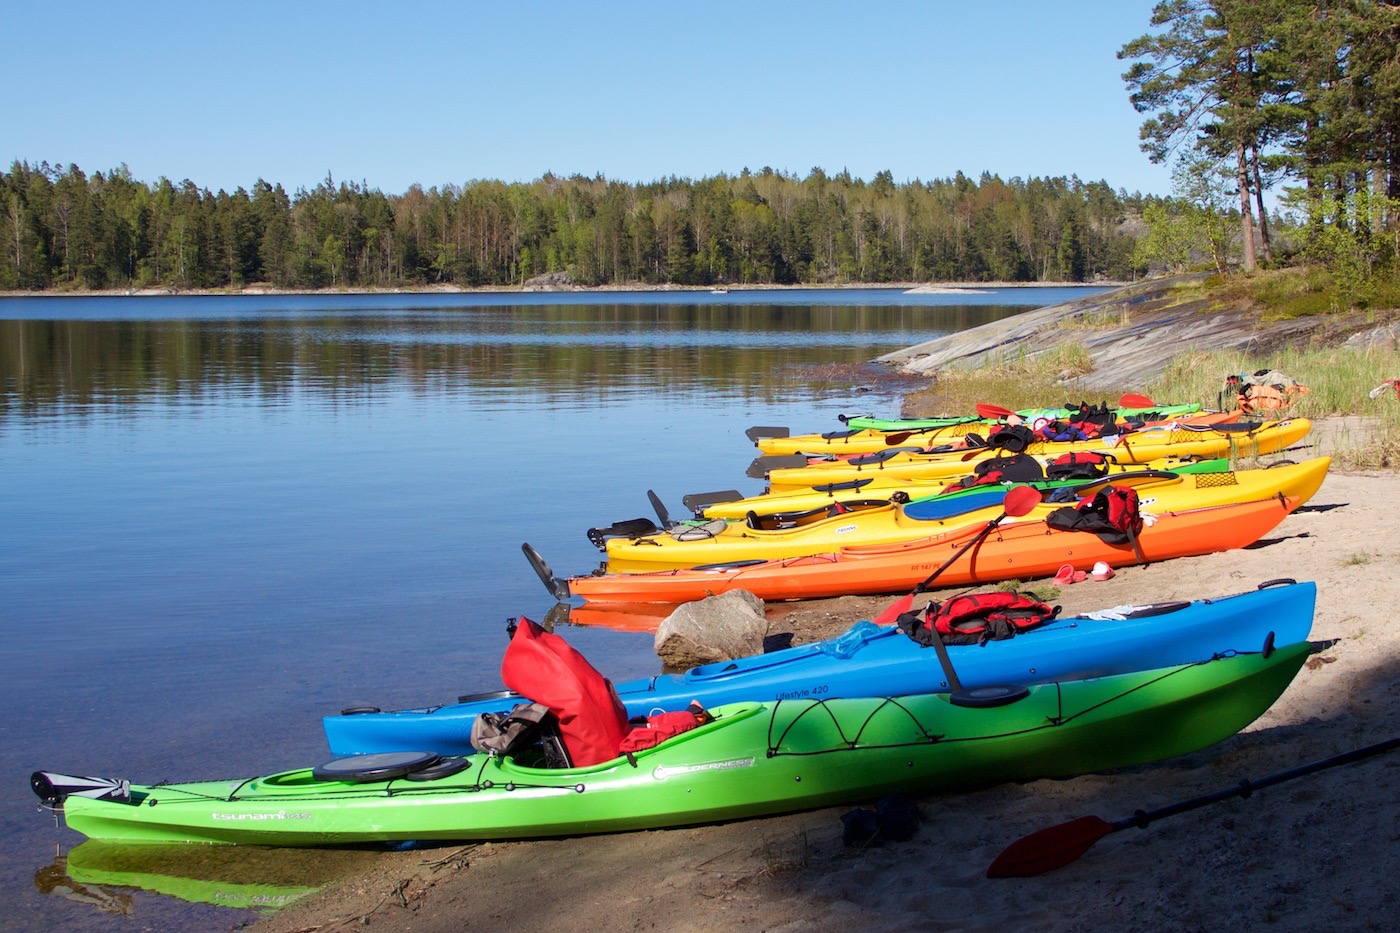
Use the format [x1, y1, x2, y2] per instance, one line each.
[323, 581, 1314, 756]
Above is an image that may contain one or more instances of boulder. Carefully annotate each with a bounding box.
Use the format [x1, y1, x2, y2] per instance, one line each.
[654, 590, 767, 670]
[522, 271, 576, 291]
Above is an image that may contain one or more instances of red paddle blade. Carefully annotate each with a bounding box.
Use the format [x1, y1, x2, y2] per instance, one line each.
[1119, 393, 1155, 409]
[1002, 484, 1043, 518]
[985, 815, 1114, 878]
[873, 592, 916, 626]
[976, 403, 1015, 420]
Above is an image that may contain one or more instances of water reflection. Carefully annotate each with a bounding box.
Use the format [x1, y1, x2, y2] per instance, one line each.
[0, 301, 1025, 416]
[37, 842, 382, 915]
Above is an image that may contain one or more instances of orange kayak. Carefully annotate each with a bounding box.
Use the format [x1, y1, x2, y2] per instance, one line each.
[565, 496, 1298, 605]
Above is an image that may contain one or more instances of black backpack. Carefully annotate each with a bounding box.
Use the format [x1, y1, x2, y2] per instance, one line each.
[1045, 486, 1142, 545]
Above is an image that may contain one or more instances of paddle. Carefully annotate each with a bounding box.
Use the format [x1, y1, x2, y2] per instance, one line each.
[985, 736, 1400, 878]
[745, 425, 790, 442]
[872, 484, 1043, 625]
[975, 402, 1016, 420]
[647, 489, 675, 529]
[1118, 393, 1156, 409]
[521, 543, 570, 601]
[681, 489, 743, 515]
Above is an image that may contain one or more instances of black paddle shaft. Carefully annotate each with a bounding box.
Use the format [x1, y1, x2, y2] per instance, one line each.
[911, 515, 1005, 595]
[1113, 736, 1400, 832]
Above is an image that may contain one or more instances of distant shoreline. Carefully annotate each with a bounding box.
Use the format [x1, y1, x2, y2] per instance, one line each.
[0, 281, 1123, 300]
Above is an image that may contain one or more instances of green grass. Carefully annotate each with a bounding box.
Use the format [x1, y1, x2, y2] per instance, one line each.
[1146, 345, 1400, 467]
[901, 344, 1121, 419]
[1154, 266, 1400, 320]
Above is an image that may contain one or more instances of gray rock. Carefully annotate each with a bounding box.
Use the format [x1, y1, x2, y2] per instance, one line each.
[522, 271, 576, 291]
[654, 590, 767, 669]
[876, 273, 1350, 391]
[1344, 324, 1400, 351]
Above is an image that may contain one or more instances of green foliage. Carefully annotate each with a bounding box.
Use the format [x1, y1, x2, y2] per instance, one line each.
[1123, 1, 1400, 277]
[1178, 264, 1400, 321]
[0, 162, 1149, 292]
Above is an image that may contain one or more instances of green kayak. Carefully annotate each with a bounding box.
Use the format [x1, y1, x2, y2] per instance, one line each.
[843, 402, 1203, 434]
[35, 642, 1308, 847]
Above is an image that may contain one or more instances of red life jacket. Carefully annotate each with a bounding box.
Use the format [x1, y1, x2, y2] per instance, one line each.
[897, 592, 1059, 647]
[618, 710, 702, 753]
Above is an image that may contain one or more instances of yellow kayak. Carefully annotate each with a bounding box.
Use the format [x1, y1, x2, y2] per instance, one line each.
[764, 419, 1312, 493]
[603, 457, 1329, 573]
[702, 454, 1222, 520]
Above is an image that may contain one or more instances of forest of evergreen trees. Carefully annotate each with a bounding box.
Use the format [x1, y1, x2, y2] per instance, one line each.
[5, 1, 1396, 295]
[0, 164, 1147, 292]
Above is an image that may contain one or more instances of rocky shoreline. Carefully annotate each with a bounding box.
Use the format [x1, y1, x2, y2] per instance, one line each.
[878, 272, 1390, 389]
[248, 280, 1399, 933]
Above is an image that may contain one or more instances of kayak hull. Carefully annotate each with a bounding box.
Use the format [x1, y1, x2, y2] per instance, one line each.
[572, 497, 1300, 604]
[763, 404, 1209, 456]
[841, 403, 1204, 434]
[765, 419, 1312, 492]
[607, 459, 1328, 572]
[700, 456, 1231, 521]
[52, 644, 1309, 846]
[323, 582, 1315, 756]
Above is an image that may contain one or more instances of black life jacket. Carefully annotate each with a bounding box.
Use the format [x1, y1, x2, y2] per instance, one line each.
[987, 424, 1036, 453]
[1045, 451, 1110, 481]
[1066, 401, 1118, 437]
[941, 453, 1046, 492]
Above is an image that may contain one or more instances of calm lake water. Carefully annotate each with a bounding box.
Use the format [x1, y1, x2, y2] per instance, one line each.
[0, 286, 1102, 931]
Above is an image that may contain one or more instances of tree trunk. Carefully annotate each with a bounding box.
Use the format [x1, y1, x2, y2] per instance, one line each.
[1235, 141, 1257, 271]
[1249, 144, 1274, 263]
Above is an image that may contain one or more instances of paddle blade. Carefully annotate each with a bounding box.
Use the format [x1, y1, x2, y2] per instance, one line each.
[647, 489, 673, 528]
[873, 592, 916, 626]
[745, 425, 789, 442]
[986, 815, 1114, 878]
[976, 403, 1014, 419]
[747, 454, 810, 479]
[1119, 393, 1155, 408]
[1002, 484, 1043, 517]
[521, 543, 570, 601]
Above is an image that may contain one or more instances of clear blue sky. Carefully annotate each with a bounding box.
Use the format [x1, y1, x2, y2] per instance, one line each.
[4, 1, 1171, 197]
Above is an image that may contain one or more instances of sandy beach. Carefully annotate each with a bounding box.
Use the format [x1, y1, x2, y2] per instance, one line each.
[256, 444, 1399, 932]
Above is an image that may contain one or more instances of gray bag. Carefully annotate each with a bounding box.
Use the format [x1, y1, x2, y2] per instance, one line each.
[470, 702, 551, 756]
